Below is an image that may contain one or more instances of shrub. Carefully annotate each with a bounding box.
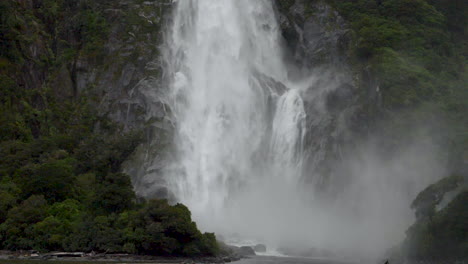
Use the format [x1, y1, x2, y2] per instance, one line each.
[0, 195, 48, 250]
[92, 172, 135, 214]
[14, 158, 76, 203]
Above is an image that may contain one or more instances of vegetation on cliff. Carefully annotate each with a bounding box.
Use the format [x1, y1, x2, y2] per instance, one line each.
[325, 0, 467, 260]
[403, 175, 467, 261]
[328, 0, 467, 162]
[277, 0, 467, 261]
[0, 0, 217, 256]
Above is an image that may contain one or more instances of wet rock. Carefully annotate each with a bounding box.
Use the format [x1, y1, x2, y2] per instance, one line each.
[251, 70, 288, 96]
[326, 83, 355, 112]
[276, 0, 352, 68]
[225, 245, 256, 257]
[253, 244, 267, 253]
[274, 0, 375, 194]
[69, 0, 176, 195]
[239, 246, 256, 256]
[51, 65, 74, 99]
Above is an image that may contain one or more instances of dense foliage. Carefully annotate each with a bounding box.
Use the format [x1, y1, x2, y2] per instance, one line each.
[276, 0, 468, 261]
[328, 0, 467, 162]
[404, 175, 467, 261]
[0, 0, 217, 256]
[325, 0, 467, 261]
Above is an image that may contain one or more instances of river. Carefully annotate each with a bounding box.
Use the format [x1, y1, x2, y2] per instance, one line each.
[0, 255, 360, 264]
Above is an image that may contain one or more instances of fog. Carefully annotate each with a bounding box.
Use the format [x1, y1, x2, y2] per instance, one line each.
[200, 123, 445, 260]
[160, 0, 447, 260]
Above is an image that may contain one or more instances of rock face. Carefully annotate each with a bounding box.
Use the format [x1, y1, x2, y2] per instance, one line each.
[411, 174, 466, 220]
[253, 244, 267, 253]
[238, 246, 256, 257]
[70, 0, 383, 200]
[221, 245, 256, 258]
[402, 174, 468, 262]
[276, 0, 352, 69]
[107, 0, 360, 199]
[275, 0, 378, 194]
[84, 0, 379, 198]
[99, 0, 381, 199]
[67, 0, 175, 198]
[75, 0, 172, 130]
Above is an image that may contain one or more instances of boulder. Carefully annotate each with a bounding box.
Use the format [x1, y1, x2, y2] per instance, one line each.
[221, 244, 256, 258]
[238, 246, 256, 256]
[253, 244, 267, 253]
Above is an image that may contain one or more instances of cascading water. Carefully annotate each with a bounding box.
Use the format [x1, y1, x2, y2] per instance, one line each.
[160, 0, 445, 258]
[164, 0, 306, 238]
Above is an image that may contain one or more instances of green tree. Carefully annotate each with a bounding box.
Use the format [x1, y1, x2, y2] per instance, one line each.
[0, 177, 20, 223]
[0, 195, 48, 250]
[15, 158, 76, 202]
[93, 172, 135, 214]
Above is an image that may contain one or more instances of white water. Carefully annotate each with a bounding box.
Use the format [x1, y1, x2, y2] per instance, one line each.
[165, 0, 306, 234]
[162, 0, 444, 259]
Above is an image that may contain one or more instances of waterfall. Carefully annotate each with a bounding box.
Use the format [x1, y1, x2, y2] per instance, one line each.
[160, 0, 444, 258]
[164, 0, 306, 237]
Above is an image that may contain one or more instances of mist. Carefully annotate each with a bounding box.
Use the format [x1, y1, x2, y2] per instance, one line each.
[190, 103, 446, 261]
[160, 0, 448, 260]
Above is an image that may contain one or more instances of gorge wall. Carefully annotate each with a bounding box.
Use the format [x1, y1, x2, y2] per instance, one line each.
[1, 0, 466, 261]
[127, 0, 453, 258]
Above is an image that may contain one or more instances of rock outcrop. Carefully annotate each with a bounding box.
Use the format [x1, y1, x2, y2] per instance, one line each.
[275, 0, 376, 195]
[67, 0, 175, 198]
[253, 244, 267, 253]
[401, 174, 468, 262]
